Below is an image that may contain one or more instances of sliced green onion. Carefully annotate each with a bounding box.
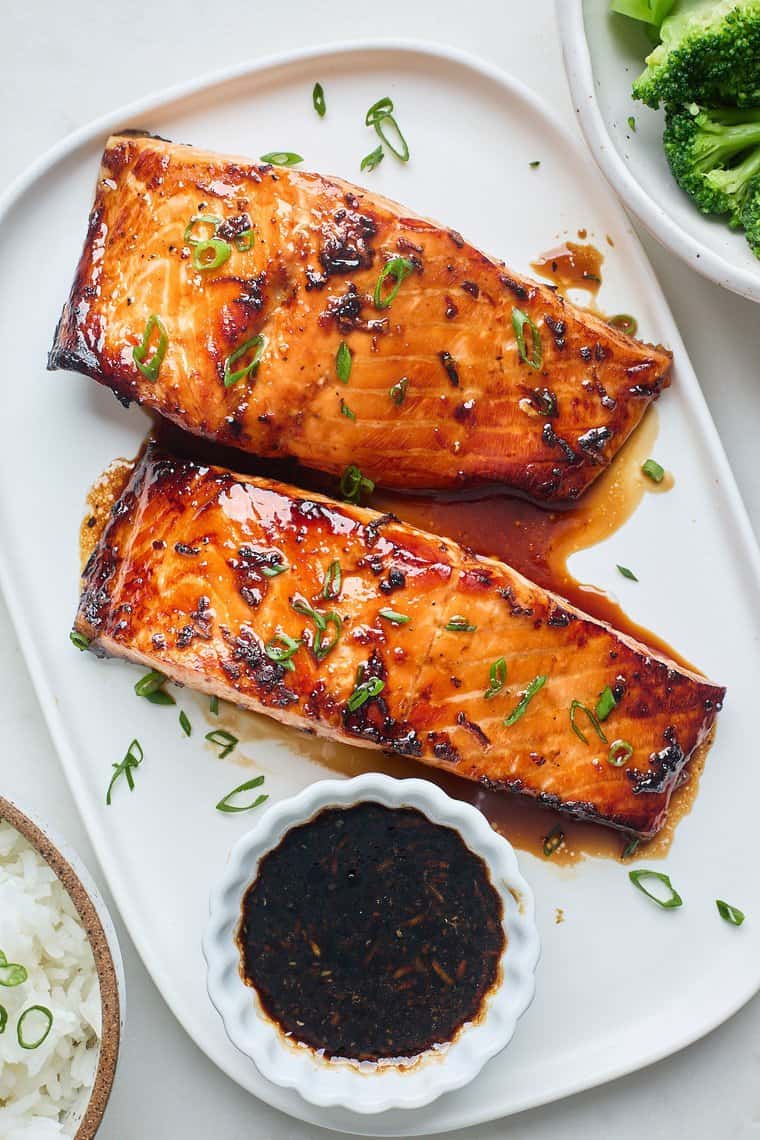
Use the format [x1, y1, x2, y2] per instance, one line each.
[347, 675, 385, 712]
[627, 115, 637, 132]
[106, 739, 143, 805]
[339, 464, 374, 504]
[504, 675, 547, 727]
[374, 113, 410, 162]
[596, 685, 617, 722]
[312, 82, 326, 118]
[0, 1005, 6, 1033]
[445, 616, 477, 633]
[291, 598, 327, 630]
[314, 612, 342, 661]
[512, 307, 543, 371]
[642, 458, 665, 483]
[322, 560, 342, 600]
[365, 97, 394, 126]
[374, 257, 415, 310]
[485, 657, 507, 700]
[569, 700, 608, 746]
[183, 214, 223, 244]
[621, 837, 639, 859]
[529, 160, 541, 168]
[260, 558, 288, 578]
[608, 313, 638, 336]
[210, 695, 219, 716]
[192, 237, 231, 272]
[336, 341, 352, 383]
[360, 145, 384, 173]
[608, 739, 634, 767]
[265, 632, 301, 672]
[69, 630, 89, 651]
[17, 1005, 53, 1050]
[629, 869, 682, 909]
[144, 689, 176, 706]
[133, 315, 168, 382]
[260, 151, 303, 166]
[223, 334, 265, 388]
[205, 729, 238, 760]
[234, 229, 255, 252]
[390, 377, 408, 405]
[0, 963, 28, 987]
[340, 399, 356, 421]
[134, 670, 169, 698]
[617, 564, 638, 581]
[216, 774, 268, 814]
[179, 710, 192, 737]
[716, 899, 745, 926]
[543, 825, 564, 857]
[378, 608, 410, 625]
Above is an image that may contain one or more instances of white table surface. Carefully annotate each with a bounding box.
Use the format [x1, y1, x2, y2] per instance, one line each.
[3, 2, 759, 1137]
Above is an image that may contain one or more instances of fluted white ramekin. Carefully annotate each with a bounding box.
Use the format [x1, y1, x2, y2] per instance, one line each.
[203, 774, 540, 1115]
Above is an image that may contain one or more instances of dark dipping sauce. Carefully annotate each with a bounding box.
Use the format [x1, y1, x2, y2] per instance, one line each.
[237, 802, 505, 1062]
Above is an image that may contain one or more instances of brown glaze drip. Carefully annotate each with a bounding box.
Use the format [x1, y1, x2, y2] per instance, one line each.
[531, 241, 604, 296]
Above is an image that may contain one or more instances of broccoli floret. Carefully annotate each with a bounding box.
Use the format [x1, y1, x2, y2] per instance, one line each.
[738, 177, 760, 257]
[663, 104, 760, 214]
[632, 0, 760, 109]
[610, 0, 675, 28]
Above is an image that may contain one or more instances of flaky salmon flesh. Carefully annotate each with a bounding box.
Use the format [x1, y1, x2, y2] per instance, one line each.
[75, 443, 723, 839]
[50, 133, 672, 502]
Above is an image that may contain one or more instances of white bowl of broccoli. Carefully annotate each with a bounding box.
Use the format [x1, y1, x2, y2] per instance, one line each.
[557, 0, 760, 303]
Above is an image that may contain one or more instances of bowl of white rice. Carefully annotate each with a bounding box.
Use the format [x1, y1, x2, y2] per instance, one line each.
[0, 797, 124, 1139]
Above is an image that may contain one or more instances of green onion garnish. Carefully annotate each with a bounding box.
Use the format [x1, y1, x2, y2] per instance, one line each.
[336, 341, 352, 383]
[292, 598, 326, 629]
[365, 97, 394, 126]
[192, 237, 231, 272]
[627, 115, 636, 132]
[339, 464, 374, 504]
[234, 229, 255, 252]
[360, 146, 384, 173]
[390, 377, 408, 405]
[608, 313, 638, 336]
[617, 564, 638, 581]
[0, 1005, 6, 1033]
[485, 657, 507, 700]
[183, 214, 223, 244]
[340, 399, 355, 421]
[629, 869, 682, 909]
[223, 334, 265, 388]
[315, 612, 342, 661]
[378, 608, 410, 625]
[322, 560, 342, 600]
[504, 675, 547, 727]
[374, 257, 415, 310]
[347, 675, 385, 712]
[716, 899, 745, 926]
[17, 1005, 53, 1051]
[210, 695, 219, 716]
[216, 774, 268, 814]
[0, 962, 28, 987]
[106, 739, 143, 805]
[512, 307, 542, 371]
[529, 160, 541, 168]
[641, 458, 665, 483]
[265, 632, 301, 672]
[260, 151, 303, 166]
[543, 825, 564, 857]
[374, 114, 410, 162]
[569, 700, 608, 746]
[445, 616, 477, 633]
[133, 315, 168, 382]
[312, 82, 326, 118]
[134, 669, 175, 706]
[179, 710, 192, 737]
[205, 729, 238, 759]
[621, 838, 639, 859]
[260, 559, 288, 578]
[608, 739, 633, 767]
[596, 685, 617, 722]
[69, 630, 89, 651]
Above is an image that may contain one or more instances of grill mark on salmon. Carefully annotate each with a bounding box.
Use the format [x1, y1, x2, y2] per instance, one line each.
[75, 443, 724, 838]
[50, 133, 672, 502]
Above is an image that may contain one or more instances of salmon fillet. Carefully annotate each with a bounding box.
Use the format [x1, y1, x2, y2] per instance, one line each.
[75, 443, 723, 838]
[50, 132, 672, 502]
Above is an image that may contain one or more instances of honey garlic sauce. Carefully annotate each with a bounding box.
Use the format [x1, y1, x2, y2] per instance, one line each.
[531, 241, 604, 296]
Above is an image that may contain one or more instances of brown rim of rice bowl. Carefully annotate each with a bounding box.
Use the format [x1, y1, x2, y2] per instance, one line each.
[0, 796, 121, 1139]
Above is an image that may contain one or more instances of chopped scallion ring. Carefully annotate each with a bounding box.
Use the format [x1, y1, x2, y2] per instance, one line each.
[617, 564, 638, 581]
[340, 399, 356, 421]
[360, 145, 384, 173]
[216, 775, 267, 814]
[234, 229, 255, 251]
[0, 1005, 6, 1033]
[179, 710, 192, 737]
[642, 458, 665, 483]
[260, 151, 303, 166]
[192, 237, 231, 272]
[339, 463, 374, 504]
[17, 1005, 53, 1051]
[485, 657, 507, 700]
[347, 675, 385, 712]
[134, 670, 169, 698]
[716, 899, 745, 926]
[312, 82, 326, 118]
[608, 738, 634, 767]
[223, 334, 265, 388]
[374, 113, 410, 162]
[322, 560, 342, 600]
[209, 696, 219, 716]
[69, 630, 89, 651]
[543, 825, 564, 857]
[365, 96, 394, 126]
[106, 739, 144, 805]
[0, 962, 28, 988]
[569, 699, 608, 746]
[265, 633, 301, 672]
[504, 674, 547, 727]
[595, 685, 617, 722]
[390, 377, 408, 404]
[608, 313, 638, 337]
[183, 214, 223, 245]
[132, 315, 168, 382]
[378, 608, 410, 625]
[336, 341, 352, 383]
[205, 729, 238, 760]
[629, 869, 682, 909]
[445, 616, 477, 633]
[374, 257, 415, 310]
[314, 612, 342, 661]
[511, 307, 543, 370]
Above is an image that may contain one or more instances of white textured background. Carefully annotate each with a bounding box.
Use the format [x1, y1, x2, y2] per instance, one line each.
[2, 2, 759, 1137]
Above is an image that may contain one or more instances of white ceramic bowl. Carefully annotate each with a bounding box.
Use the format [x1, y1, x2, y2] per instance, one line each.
[203, 774, 539, 1115]
[558, 0, 760, 302]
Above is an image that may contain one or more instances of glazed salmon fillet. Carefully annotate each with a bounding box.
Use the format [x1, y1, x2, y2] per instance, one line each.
[75, 443, 723, 838]
[50, 133, 672, 502]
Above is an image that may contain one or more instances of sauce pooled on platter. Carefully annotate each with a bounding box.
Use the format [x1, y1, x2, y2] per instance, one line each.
[237, 802, 505, 1062]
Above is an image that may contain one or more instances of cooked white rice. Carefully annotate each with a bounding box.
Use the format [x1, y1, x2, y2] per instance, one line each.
[0, 821, 101, 1138]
